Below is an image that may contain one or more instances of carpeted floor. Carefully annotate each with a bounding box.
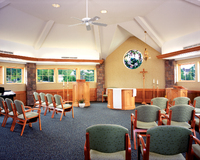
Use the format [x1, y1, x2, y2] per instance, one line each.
[0, 102, 138, 160]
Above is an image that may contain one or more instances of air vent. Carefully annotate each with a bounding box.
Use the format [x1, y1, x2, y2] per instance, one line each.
[61, 57, 77, 59]
[0, 50, 13, 54]
[183, 43, 200, 49]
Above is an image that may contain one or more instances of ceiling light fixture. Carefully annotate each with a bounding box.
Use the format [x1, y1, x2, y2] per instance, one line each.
[52, 4, 60, 8]
[101, 10, 107, 14]
[143, 31, 151, 61]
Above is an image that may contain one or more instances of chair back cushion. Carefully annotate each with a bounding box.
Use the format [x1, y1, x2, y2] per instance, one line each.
[147, 126, 192, 155]
[86, 124, 128, 153]
[54, 94, 62, 105]
[170, 104, 194, 122]
[173, 97, 190, 105]
[14, 100, 25, 114]
[33, 92, 39, 101]
[151, 97, 168, 110]
[194, 97, 200, 109]
[39, 92, 46, 102]
[0, 97, 4, 109]
[136, 105, 160, 122]
[5, 98, 13, 111]
[46, 94, 53, 103]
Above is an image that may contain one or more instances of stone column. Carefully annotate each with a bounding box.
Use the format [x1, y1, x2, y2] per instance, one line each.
[25, 63, 36, 106]
[165, 60, 175, 88]
[96, 61, 105, 101]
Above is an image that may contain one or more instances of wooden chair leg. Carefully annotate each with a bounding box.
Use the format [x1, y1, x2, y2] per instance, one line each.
[60, 111, 63, 121]
[51, 109, 56, 118]
[21, 123, 26, 136]
[44, 107, 48, 116]
[10, 118, 16, 131]
[131, 122, 133, 140]
[39, 116, 42, 130]
[72, 107, 74, 118]
[29, 123, 32, 127]
[134, 131, 137, 150]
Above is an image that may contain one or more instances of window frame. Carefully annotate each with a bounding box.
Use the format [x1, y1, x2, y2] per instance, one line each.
[0, 66, 3, 84]
[178, 62, 196, 82]
[57, 68, 77, 83]
[6, 67, 24, 84]
[36, 68, 55, 83]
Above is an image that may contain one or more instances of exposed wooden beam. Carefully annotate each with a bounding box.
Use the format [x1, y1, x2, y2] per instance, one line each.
[0, 0, 10, 9]
[34, 20, 55, 50]
[157, 46, 200, 59]
[134, 16, 163, 47]
[0, 53, 104, 64]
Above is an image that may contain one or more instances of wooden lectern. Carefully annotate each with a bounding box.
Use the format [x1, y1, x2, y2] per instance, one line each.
[166, 86, 188, 104]
[72, 79, 90, 107]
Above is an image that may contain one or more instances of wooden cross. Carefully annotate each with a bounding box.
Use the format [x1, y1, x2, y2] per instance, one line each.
[140, 68, 148, 104]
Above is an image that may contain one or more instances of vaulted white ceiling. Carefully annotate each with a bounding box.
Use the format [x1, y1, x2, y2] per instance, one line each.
[0, 0, 200, 62]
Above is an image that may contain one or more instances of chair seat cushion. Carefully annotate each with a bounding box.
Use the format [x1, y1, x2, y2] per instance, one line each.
[149, 152, 185, 160]
[103, 94, 108, 97]
[195, 118, 199, 126]
[35, 101, 39, 104]
[195, 108, 200, 114]
[1, 109, 5, 113]
[18, 112, 39, 119]
[192, 144, 200, 158]
[162, 119, 191, 128]
[90, 149, 125, 160]
[56, 104, 72, 109]
[8, 111, 14, 116]
[137, 121, 158, 129]
[161, 109, 166, 114]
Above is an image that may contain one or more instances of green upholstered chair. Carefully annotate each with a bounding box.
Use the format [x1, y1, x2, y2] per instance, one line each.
[12, 100, 41, 136]
[44, 93, 54, 116]
[162, 104, 196, 137]
[102, 88, 108, 102]
[0, 97, 7, 126]
[137, 126, 193, 160]
[193, 97, 200, 134]
[172, 97, 191, 106]
[84, 124, 131, 160]
[2, 98, 15, 129]
[38, 92, 46, 110]
[192, 136, 200, 160]
[151, 97, 169, 114]
[52, 94, 74, 121]
[33, 92, 39, 107]
[131, 105, 162, 150]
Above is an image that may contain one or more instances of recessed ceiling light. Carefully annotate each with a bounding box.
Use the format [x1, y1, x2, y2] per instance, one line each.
[101, 10, 107, 14]
[52, 4, 60, 8]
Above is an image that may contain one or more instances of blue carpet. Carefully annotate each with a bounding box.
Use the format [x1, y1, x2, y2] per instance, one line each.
[0, 102, 137, 160]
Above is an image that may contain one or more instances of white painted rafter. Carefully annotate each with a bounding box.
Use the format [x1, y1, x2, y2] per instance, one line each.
[93, 25, 102, 59]
[135, 16, 163, 47]
[34, 20, 55, 50]
[0, 0, 10, 9]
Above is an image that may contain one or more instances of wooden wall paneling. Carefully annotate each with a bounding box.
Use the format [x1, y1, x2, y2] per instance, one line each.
[14, 91, 26, 105]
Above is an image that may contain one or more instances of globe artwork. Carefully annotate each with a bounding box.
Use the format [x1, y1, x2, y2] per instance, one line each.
[123, 50, 143, 69]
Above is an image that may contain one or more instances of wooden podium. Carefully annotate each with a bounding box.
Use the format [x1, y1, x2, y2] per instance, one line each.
[72, 80, 90, 107]
[166, 86, 188, 104]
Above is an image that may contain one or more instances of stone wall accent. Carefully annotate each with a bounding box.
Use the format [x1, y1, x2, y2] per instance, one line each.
[96, 61, 105, 101]
[165, 60, 175, 88]
[26, 63, 36, 106]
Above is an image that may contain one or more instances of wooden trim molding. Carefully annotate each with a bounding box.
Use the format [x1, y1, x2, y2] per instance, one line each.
[157, 46, 200, 59]
[0, 53, 104, 64]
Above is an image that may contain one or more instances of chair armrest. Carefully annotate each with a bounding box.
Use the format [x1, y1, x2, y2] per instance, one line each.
[125, 134, 131, 160]
[63, 100, 73, 104]
[193, 136, 200, 145]
[25, 108, 41, 114]
[195, 114, 200, 119]
[131, 113, 135, 122]
[25, 106, 32, 109]
[137, 134, 147, 155]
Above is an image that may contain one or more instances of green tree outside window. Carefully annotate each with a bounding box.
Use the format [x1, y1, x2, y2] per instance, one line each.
[180, 64, 195, 81]
[6, 68, 22, 83]
[80, 70, 94, 82]
[37, 69, 54, 82]
[58, 69, 76, 82]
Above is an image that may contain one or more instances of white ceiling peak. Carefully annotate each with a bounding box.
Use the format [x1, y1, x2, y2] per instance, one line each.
[34, 20, 55, 50]
[93, 25, 102, 59]
[134, 16, 163, 48]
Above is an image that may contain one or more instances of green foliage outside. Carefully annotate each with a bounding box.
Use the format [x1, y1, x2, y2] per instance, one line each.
[37, 69, 54, 82]
[58, 69, 76, 82]
[80, 70, 94, 81]
[181, 64, 195, 81]
[6, 68, 22, 83]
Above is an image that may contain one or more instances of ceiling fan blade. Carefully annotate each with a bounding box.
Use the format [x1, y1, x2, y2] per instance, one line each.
[86, 25, 91, 31]
[89, 16, 100, 22]
[92, 22, 107, 27]
[68, 23, 83, 27]
[71, 17, 82, 21]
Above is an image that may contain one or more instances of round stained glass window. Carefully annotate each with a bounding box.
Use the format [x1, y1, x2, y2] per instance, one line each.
[123, 50, 143, 69]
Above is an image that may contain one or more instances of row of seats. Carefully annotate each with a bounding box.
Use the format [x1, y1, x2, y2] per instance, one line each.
[33, 92, 74, 121]
[0, 97, 41, 136]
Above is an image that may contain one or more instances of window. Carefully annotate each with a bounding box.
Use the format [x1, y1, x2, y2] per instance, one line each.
[37, 69, 54, 82]
[80, 69, 94, 82]
[58, 69, 76, 82]
[6, 67, 22, 83]
[180, 63, 195, 81]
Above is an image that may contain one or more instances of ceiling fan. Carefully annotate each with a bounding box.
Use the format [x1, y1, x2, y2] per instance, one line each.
[68, 0, 107, 31]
